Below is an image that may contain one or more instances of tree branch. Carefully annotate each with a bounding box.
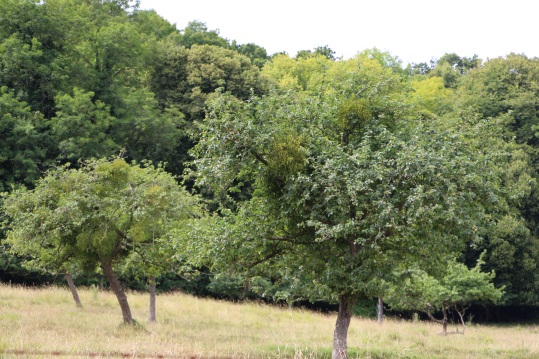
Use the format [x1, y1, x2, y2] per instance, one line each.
[426, 305, 445, 324]
[249, 148, 268, 166]
[247, 247, 287, 269]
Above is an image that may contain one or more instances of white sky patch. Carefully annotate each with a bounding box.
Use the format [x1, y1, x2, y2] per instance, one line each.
[139, 0, 539, 64]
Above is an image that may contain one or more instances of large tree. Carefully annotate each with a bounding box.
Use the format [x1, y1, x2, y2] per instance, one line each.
[185, 82, 529, 357]
[2, 157, 200, 323]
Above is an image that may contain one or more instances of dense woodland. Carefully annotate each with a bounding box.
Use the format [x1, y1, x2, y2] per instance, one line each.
[2, 0, 539, 357]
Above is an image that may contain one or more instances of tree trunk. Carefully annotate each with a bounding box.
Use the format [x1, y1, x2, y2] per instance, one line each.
[454, 305, 467, 334]
[427, 305, 448, 335]
[64, 271, 82, 307]
[148, 276, 156, 323]
[332, 294, 357, 359]
[377, 297, 383, 324]
[441, 304, 448, 335]
[101, 260, 133, 324]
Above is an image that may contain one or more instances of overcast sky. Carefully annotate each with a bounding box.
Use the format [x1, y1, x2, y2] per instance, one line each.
[139, 0, 538, 65]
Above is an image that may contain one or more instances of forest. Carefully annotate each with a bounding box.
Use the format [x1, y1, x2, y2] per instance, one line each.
[1, 0, 539, 358]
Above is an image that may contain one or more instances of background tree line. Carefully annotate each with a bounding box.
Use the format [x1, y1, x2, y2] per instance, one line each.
[1, 0, 539, 350]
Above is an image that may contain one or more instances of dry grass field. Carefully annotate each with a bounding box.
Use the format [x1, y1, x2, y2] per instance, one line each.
[0, 284, 538, 358]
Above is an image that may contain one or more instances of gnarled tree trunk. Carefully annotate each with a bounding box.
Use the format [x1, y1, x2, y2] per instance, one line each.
[332, 294, 357, 359]
[64, 271, 82, 307]
[427, 304, 448, 335]
[148, 275, 156, 323]
[101, 260, 133, 324]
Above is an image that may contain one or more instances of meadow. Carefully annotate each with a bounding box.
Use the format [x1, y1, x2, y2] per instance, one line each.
[0, 284, 537, 358]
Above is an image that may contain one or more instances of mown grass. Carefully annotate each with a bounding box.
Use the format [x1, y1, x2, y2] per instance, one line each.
[0, 284, 538, 358]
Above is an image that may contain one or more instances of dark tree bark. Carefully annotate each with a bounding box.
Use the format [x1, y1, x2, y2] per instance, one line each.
[332, 294, 357, 359]
[377, 297, 383, 324]
[148, 275, 156, 323]
[427, 304, 448, 335]
[64, 271, 82, 307]
[101, 260, 133, 324]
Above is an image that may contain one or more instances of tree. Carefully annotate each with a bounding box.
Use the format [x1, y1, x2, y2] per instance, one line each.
[428, 53, 480, 89]
[386, 258, 504, 334]
[314, 45, 337, 60]
[231, 41, 269, 68]
[435, 53, 481, 75]
[296, 46, 336, 61]
[185, 79, 527, 357]
[2, 157, 200, 323]
[175, 21, 229, 49]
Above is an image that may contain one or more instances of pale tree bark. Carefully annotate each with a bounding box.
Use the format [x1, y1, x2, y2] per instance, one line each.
[454, 304, 469, 334]
[377, 297, 383, 324]
[332, 294, 357, 359]
[148, 276, 156, 323]
[64, 271, 82, 307]
[101, 260, 133, 324]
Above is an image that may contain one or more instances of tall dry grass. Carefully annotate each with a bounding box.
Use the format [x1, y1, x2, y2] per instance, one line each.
[0, 284, 538, 358]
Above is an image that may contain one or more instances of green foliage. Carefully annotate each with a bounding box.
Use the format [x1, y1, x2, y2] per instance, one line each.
[295, 45, 339, 60]
[109, 87, 186, 169]
[0, 87, 50, 191]
[176, 21, 229, 48]
[2, 157, 199, 274]
[51, 88, 118, 161]
[262, 53, 333, 92]
[231, 41, 269, 68]
[186, 78, 526, 306]
[456, 54, 539, 305]
[0, 0, 538, 317]
[336, 98, 373, 136]
[386, 258, 504, 332]
[314, 45, 337, 60]
[130, 9, 177, 39]
[152, 44, 270, 121]
[408, 76, 454, 115]
[435, 53, 481, 75]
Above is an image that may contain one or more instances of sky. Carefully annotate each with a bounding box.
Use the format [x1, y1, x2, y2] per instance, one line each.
[139, 0, 539, 65]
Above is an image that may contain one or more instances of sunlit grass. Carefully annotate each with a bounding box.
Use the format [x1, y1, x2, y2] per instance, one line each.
[0, 284, 537, 358]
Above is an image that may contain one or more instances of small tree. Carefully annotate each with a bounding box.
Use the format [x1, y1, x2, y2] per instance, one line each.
[386, 258, 504, 334]
[2, 157, 199, 323]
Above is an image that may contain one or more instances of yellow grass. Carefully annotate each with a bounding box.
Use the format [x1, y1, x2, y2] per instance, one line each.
[0, 284, 538, 358]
